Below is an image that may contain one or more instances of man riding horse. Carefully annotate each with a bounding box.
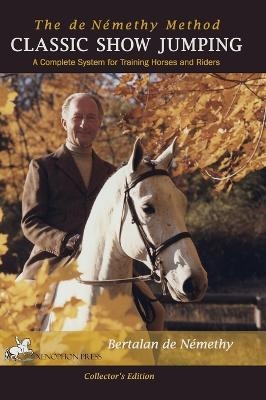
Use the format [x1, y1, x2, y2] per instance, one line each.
[17, 92, 165, 330]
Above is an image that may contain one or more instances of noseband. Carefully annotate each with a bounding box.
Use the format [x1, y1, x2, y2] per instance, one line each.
[77, 168, 191, 295]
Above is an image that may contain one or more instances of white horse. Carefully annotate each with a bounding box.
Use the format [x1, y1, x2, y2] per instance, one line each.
[42, 138, 208, 331]
[5, 337, 33, 360]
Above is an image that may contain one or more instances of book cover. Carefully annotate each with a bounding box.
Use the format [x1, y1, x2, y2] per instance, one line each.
[0, 0, 265, 396]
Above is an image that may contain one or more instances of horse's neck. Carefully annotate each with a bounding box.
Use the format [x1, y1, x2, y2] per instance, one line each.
[77, 222, 131, 281]
[76, 168, 133, 294]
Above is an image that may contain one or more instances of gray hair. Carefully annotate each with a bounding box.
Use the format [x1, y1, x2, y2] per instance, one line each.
[61, 93, 104, 119]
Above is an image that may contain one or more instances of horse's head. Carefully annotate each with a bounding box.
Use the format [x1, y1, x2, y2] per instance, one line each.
[119, 138, 208, 302]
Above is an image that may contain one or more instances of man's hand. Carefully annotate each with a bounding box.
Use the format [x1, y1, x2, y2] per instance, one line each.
[64, 233, 82, 256]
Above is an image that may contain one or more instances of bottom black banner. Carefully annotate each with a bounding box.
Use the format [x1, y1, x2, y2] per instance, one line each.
[1, 365, 265, 397]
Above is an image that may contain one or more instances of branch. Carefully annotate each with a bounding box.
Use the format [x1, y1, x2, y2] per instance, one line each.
[203, 106, 266, 181]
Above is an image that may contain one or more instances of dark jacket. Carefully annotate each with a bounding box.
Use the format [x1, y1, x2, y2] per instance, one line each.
[18, 144, 115, 279]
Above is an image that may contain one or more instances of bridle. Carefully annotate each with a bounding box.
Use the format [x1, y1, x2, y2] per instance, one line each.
[77, 167, 191, 295]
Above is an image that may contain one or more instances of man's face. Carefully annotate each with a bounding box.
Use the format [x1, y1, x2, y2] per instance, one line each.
[61, 96, 102, 148]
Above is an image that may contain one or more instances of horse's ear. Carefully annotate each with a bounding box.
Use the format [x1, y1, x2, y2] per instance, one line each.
[128, 138, 143, 173]
[155, 137, 178, 170]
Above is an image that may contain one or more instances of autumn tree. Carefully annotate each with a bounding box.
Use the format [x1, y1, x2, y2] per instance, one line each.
[1, 73, 265, 201]
[115, 73, 266, 191]
[0, 73, 265, 277]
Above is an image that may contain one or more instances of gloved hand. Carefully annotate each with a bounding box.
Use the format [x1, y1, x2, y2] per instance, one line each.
[63, 233, 82, 256]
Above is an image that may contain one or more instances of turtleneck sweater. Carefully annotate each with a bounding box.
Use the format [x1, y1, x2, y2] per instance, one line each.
[65, 139, 92, 188]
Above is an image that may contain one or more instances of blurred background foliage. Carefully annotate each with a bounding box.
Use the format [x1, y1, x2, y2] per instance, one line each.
[0, 72, 265, 292]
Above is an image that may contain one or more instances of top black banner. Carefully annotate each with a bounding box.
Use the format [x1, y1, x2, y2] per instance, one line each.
[0, 3, 265, 72]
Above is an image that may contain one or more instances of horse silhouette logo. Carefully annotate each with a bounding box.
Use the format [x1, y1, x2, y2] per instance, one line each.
[4, 336, 34, 361]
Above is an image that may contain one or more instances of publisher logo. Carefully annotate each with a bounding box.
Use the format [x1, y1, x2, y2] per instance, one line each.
[4, 336, 35, 362]
[3, 336, 102, 363]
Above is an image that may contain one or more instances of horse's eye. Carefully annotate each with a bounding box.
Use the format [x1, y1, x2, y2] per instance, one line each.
[142, 204, 155, 214]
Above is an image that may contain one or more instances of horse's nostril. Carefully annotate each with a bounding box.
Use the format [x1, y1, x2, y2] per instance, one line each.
[183, 277, 194, 295]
